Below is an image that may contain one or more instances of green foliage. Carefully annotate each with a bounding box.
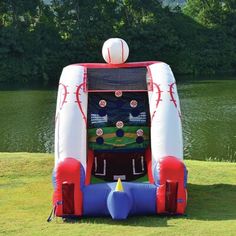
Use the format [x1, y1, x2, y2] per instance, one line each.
[183, 0, 236, 32]
[0, 0, 235, 87]
[182, 0, 236, 73]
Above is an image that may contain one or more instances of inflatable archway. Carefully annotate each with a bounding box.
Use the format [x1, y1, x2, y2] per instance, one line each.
[51, 38, 187, 220]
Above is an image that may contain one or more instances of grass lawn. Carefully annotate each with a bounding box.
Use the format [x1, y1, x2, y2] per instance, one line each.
[0, 153, 236, 236]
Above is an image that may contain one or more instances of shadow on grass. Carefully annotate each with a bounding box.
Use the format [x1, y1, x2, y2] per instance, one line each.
[62, 183, 236, 226]
[63, 215, 170, 227]
[186, 184, 236, 221]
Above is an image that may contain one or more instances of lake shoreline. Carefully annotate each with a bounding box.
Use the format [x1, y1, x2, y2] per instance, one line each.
[0, 78, 235, 161]
[1, 152, 236, 163]
[1, 73, 236, 90]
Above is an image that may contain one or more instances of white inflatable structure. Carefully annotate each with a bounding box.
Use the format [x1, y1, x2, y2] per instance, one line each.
[50, 38, 187, 220]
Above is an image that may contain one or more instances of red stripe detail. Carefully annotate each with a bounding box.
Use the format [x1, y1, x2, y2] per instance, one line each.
[169, 83, 181, 118]
[151, 82, 162, 121]
[59, 83, 68, 109]
[85, 149, 94, 185]
[120, 39, 124, 63]
[72, 61, 162, 68]
[75, 83, 87, 126]
[169, 83, 177, 107]
[145, 146, 154, 184]
[107, 48, 112, 64]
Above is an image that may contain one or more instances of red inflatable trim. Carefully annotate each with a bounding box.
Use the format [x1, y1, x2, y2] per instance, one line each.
[72, 61, 161, 69]
[53, 158, 83, 217]
[85, 149, 94, 185]
[157, 156, 186, 214]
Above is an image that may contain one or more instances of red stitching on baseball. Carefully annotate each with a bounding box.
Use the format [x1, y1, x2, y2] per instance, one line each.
[169, 82, 181, 118]
[107, 48, 111, 64]
[75, 82, 87, 126]
[151, 82, 163, 120]
[59, 83, 68, 109]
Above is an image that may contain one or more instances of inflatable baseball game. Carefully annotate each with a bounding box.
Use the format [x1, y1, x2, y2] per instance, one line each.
[50, 38, 188, 220]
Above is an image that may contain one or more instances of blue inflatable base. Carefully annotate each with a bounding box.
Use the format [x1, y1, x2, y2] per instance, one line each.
[83, 182, 157, 220]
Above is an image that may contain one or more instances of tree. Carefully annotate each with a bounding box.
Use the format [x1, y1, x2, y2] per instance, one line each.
[183, 0, 236, 31]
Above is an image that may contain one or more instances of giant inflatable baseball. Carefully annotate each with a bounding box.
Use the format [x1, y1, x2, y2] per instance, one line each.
[50, 38, 187, 220]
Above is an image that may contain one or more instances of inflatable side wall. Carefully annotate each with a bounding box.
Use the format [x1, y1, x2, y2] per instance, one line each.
[54, 65, 87, 169]
[148, 63, 187, 214]
[52, 62, 187, 219]
[53, 65, 87, 216]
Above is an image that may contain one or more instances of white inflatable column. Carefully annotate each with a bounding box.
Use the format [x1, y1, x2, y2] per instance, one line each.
[55, 65, 88, 172]
[148, 62, 183, 183]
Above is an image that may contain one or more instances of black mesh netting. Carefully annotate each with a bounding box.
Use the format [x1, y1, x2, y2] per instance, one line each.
[87, 67, 147, 91]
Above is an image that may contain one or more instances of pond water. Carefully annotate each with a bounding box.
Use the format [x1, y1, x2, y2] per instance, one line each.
[0, 76, 235, 162]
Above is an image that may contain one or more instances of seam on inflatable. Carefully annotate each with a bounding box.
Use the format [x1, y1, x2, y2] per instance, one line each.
[56, 113, 60, 164]
[55, 83, 68, 164]
[55, 83, 68, 122]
